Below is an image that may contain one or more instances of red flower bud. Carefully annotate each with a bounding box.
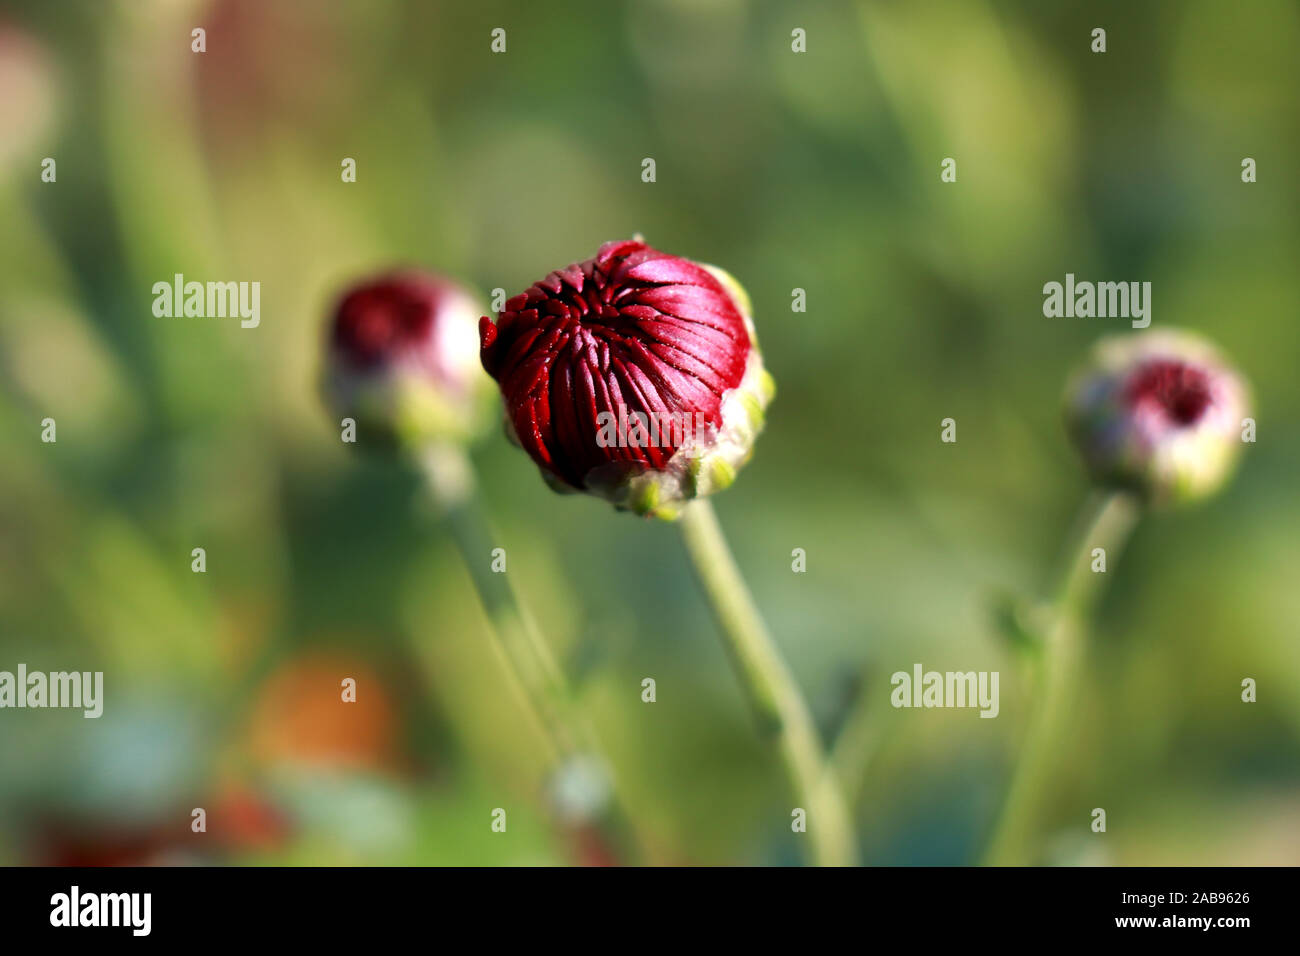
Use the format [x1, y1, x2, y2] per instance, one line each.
[1064, 329, 1251, 505]
[322, 271, 490, 448]
[479, 240, 774, 518]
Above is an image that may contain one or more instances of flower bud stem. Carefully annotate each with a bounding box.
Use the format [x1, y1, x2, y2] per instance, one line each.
[679, 499, 858, 866]
[418, 445, 648, 863]
[983, 490, 1141, 865]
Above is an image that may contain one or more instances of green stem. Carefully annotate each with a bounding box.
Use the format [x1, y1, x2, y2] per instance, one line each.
[418, 445, 646, 862]
[422, 446, 574, 758]
[982, 490, 1140, 866]
[678, 499, 857, 867]
[829, 668, 896, 808]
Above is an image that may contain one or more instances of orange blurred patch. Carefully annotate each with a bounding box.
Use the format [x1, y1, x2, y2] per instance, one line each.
[246, 651, 400, 773]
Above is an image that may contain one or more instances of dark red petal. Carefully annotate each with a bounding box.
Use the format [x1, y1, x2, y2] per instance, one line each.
[329, 272, 454, 374]
[479, 240, 750, 489]
[1125, 359, 1213, 427]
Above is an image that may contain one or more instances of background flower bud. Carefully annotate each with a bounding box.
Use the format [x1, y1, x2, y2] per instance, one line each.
[0, 23, 57, 178]
[479, 239, 774, 519]
[1064, 329, 1251, 505]
[322, 271, 492, 449]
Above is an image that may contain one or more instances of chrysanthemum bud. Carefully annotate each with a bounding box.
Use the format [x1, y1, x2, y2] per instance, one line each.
[478, 239, 775, 519]
[1064, 329, 1251, 505]
[0, 24, 56, 176]
[322, 271, 491, 449]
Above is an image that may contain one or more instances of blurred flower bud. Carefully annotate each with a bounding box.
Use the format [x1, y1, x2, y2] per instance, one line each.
[1064, 329, 1251, 505]
[0, 22, 57, 177]
[322, 271, 492, 450]
[478, 239, 774, 519]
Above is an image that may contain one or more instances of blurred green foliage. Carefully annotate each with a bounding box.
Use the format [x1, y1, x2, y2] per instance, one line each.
[0, 0, 1297, 865]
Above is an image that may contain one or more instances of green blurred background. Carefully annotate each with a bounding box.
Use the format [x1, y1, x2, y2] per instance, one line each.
[1, 0, 1297, 865]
